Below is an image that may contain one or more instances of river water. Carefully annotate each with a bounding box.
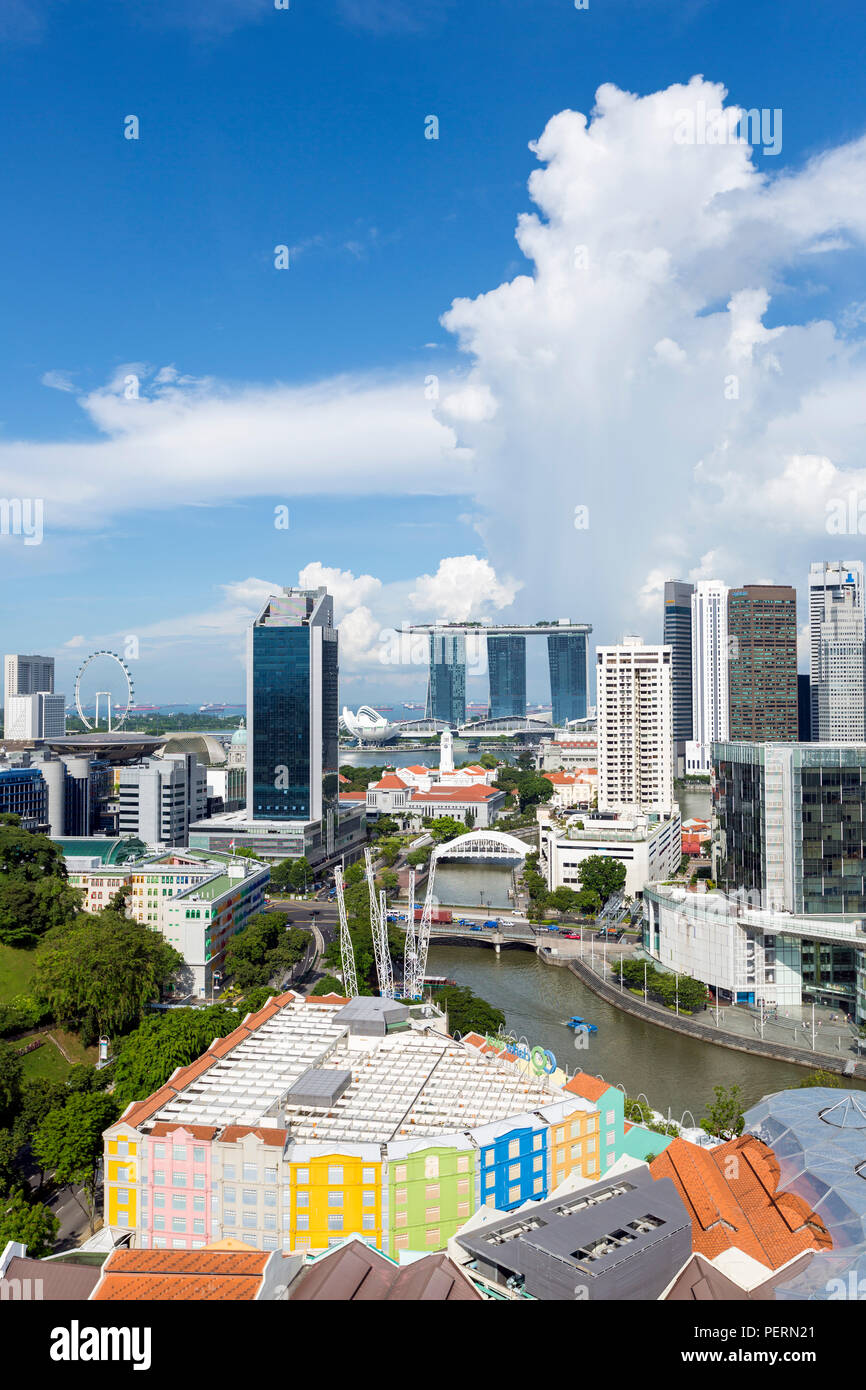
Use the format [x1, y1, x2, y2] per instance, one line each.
[426, 943, 825, 1119]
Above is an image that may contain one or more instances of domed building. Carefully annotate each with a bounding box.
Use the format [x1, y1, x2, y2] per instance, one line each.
[227, 718, 247, 768]
[340, 705, 400, 744]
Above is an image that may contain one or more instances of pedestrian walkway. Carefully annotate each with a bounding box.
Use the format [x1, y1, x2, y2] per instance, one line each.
[580, 946, 865, 1067]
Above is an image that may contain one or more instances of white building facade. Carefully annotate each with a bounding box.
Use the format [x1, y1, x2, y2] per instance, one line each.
[539, 811, 681, 898]
[688, 580, 730, 775]
[596, 637, 674, 818]
[809, 560, 865, 740]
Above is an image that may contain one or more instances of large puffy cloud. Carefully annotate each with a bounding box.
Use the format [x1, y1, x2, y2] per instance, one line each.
[439, 77, 866, 640]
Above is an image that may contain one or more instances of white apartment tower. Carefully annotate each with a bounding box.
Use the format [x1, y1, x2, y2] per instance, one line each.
[688, 580, 729, 772]
[596, 637, 674, 818]
[809, 560, 866, 740]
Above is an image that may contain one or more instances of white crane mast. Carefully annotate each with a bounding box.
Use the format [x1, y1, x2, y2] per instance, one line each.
[364, 846, 395, 998]
[413, 859, 437, 1001]
[333, 867, 358, 999]
[403, 870, 418, 999]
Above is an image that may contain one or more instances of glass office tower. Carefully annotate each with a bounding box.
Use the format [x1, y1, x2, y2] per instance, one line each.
[727, 585, 798, 741]
[663, 581, 694, 743]
[487, 634, 526, 719]
[427, 630, 466, 726]
[547, 631, 588, 725]
[247, 587, 338, 823]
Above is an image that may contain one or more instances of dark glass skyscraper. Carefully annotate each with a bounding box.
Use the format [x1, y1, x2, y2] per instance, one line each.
[247, 587, 338, 824]
[547, 632, 588, 725]
[663, 580, 694, 743]
[727, 585, 798, 741]
[487, 634, 526, 718]
[427, 630, 466, 726]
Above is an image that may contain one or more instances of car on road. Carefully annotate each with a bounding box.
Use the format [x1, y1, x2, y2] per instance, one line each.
[561, 931, 580, 939]
[470, 924, 483, 932]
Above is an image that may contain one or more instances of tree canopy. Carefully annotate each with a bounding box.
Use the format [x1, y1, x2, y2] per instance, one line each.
[576, 855, 627, 903]
[700, 1084, 746, 1141]
[436, 986, 505, 1037]
[33, 910, 183, 1041]
[223, 912, 310, 989]
[0, 1188, 59, 1258]
[33, 1091, 120, 1232]
[112, 1002, 257, 1106]
[0, 822, 80, 947]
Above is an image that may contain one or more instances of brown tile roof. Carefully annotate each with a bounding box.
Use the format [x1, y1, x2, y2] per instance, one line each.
[219, 1126, 287, 1147]
[564, 1072, 610, 1104]
[149, 1122, 219, 1140]
[306, 992, 350, 1005]
[2, 1254, 103, 1301]
[664, 1250, 817, 1302]
[288, 1240, 480, 1301]
[207, 1025, 251, 1058]
[121, 1083, 181, 1129]
[166, 1056, 218, 1089]
[651, 1136, 832, 1269]
[92, 1248, 271, 1302]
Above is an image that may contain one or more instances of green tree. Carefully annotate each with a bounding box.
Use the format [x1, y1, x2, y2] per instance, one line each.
[11, 1077, 68, 1188]
[0, 1041, 23, 1123]
[436, 986, 505, 1037]
[546, 886, 580, 916]
[343, 861, 365, 887]
[0, 1189, 59, 1258]
[797, 1069, 843, 1089]
[378, 868, 400, 894]
[406, 847, 430, 868]
[288, 856, 312, 892]
[310, 975, 346, 997]
[0, 877, 81, 948]
[700, 1084, 745, 1141]
[479, 754, 499, 770]
[376, 837, 402, 867]
[33, 911, 183, 1041]
[111, 1004, 248, 1106]
[577, 855, 627, 904]
[574, 888, 601, 919]
[33, 1091, 120, 1233]
[427, 816, 465, 844]
[372, 817, 400, 839]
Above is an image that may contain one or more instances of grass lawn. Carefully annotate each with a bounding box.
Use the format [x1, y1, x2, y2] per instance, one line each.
[20, 1039, 73, 1083]
[0, 943, 39, 1002]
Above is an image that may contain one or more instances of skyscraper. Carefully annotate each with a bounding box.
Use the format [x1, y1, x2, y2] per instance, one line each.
[663, 580, 694, 747]
[814, 588, 866, 742]
[547, 630, 589, 726]
[596, 637, 674, 818]
[809, 561, 866, 741]
[486, 634, 526, 719]
[427, 630, 466, 726]
[247, 587, 338, 824]
[727, 585, 798, 741]
[689, 580, 729, 771]
[4, 653, 54, 700]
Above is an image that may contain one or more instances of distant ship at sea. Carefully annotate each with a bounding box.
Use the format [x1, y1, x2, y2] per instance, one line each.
[402, 702, 424, 710]
[199, 702, 246, 713]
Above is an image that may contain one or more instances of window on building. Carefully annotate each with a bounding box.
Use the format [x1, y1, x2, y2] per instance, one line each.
[362, 1191, 376, 1207]
[173, 1146, 187, 1162]
[117, 1189, 128, 1206]
[264, 1167, 277, 1183]
[327, 1215, 343, 1231]
[295, 1215, 309, 1231]
[153, 1144, 165, 1160]
[153, 1193, 165, 1209]
[154, 1171, 165, 1186]
[294, 1168, 309, 1185]
[193, 1148, 205, 1164]
[395, 1188, 407, 1206]
[223, 1186, 236, 1203]
[533, 1177, 543, 1193]
[172, 1172, 186, 1187]
[362, 1213, 375, 1230]
[224, 1210, 236, 1224]
[243, 1190, 257, 1206]
[425, 1207, 439, 1221]
[264, 1189, 277, 1207]
[327, 1166, 343, 1185]
[172, 1218, 186, 1233]
[362, 1167, 376, 1184]
[117, 1140, 128, 1158]
[193, 1219, 205, 1235]
[425, 1183, 439, 1200]
[508, 1185, 520, 1204]
[508, 1163, 520, 1181]
[193, 1196, 205, 1212]
[508, 1140, 519, 1160]
[172, 1195, 186, 1211]
[223, 1165, 236, 1180]
[193, 1173, 205, 1190]
[264, 1214, 277, 1231]
[327, 1191, 343, 1208]
[457, 1156, 470, 1173]
[242, 1213, 256, 1229]
[395, 1234, 409, 1249]
[295, 1192, 309, 1208]
[426, 1230, 440, 1246]
[243, 1164, 257, 1182]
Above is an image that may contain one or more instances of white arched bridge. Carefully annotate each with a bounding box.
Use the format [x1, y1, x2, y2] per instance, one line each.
[431, 829, 531, 864]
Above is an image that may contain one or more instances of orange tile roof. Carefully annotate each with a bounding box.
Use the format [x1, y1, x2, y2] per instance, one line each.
[167, 1055, 218, 1089]
[651, 1136, 832, 1269]
[207, 1025, 251, 1058]
[564, 1072, 610, 1104]
[219, 1126, 287, 1147]
[373, 774, 412, 789]
[120, 1083, 181, 1129]
[306, 992, 350, 1005]
[93, 1248, 272, 1302]
[411, 785, 497, 802]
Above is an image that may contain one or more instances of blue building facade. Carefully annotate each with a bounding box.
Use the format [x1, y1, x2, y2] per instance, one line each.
[547, 632, 589, 725]
[0, 768, 48, 831]
[487, 634, 526, 719]
[477, 1124, 548, 1210]
[427, 631, 467, 726]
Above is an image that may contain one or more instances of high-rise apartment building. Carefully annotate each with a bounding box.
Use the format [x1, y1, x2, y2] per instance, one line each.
[687, 581, 729, 772]
[487, 634, 526, 719]
[3, 691, 66, 740]
[247, 587, 338, 826]
[118, 753, 207, 847]
[4, 653, 54, 700]
[663, 581, 694, 747]
[427, 630, 467, 726]
[809, 561, 865, 740]
[596, 637, 674, 817]
[727, 585, 798, 741]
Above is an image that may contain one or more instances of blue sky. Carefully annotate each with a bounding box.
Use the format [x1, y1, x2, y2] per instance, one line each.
[2, 0, 866, 704]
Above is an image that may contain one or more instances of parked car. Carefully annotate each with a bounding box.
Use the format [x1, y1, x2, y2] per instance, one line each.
[470, 924, 483, 932]
[561, 931, 580, 940]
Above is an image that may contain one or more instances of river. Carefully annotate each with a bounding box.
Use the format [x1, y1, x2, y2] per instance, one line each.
[426, 942, 830, 1119]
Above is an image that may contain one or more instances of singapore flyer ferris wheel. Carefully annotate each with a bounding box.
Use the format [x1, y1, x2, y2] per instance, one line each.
[73, 650, 135, 731]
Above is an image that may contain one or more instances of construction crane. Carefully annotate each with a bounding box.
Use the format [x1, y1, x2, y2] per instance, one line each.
[411, 858, 437, 1001]
[333, 866, 358, 999]
[364, 846, 395, 998]
[403, 870, 418, 1000]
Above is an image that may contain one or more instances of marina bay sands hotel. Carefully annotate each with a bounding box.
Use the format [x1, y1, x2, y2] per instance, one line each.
[408, 621, 592, 728]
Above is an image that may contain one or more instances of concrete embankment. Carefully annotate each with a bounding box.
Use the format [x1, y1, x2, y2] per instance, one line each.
[542, 949, 866, 1081]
